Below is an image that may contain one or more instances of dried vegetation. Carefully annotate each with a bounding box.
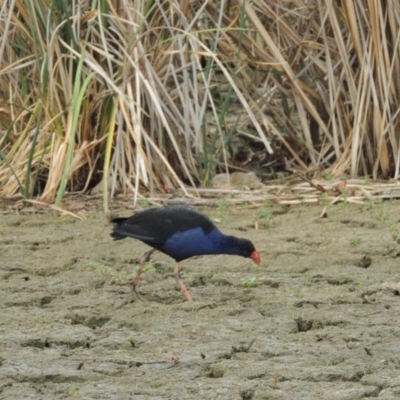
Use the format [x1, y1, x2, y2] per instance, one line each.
[1, 1, 400, 209]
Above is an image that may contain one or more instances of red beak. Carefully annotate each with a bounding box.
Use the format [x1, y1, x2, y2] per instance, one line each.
[250, 250, 261, 265]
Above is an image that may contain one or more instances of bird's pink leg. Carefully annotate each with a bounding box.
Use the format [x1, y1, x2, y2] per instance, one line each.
[131, 248, 156, 299]
[174, 263, 193, 302]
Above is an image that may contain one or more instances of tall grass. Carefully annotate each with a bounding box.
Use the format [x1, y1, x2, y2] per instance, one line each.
[0, 0, 400, 209]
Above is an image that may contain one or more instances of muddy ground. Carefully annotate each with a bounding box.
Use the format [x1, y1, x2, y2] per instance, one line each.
[1, 200, 400, 399]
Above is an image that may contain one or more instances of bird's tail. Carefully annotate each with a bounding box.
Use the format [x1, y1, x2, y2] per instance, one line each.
[110, 217, 128, 240]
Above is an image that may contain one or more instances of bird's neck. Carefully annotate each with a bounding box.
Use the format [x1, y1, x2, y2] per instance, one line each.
[214, 233, 245, 256]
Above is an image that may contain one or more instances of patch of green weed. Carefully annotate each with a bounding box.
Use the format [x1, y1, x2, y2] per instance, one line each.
[350, 236, 362, 245]
[87, 261, 130, 282]
[217, 199, 229, 221]
[240, 277, 262, 287]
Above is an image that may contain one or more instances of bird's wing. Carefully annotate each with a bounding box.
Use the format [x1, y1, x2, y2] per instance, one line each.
[112, 205, 216, 244]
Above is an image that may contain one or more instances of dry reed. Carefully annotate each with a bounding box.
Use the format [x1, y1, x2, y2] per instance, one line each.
[0, 0, 400, 210]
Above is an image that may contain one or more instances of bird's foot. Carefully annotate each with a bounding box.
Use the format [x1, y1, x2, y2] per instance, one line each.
[183, 290, 193, 302]
[131, 281, 145, 301]
[174, 264, 193, 302]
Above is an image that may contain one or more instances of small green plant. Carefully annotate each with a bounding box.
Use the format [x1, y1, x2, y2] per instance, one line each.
[139, 198, 150, 208]
[87, 261, 131, 282]
[293, 289, 303, 298]
[281, 343, 289, 350]
[325, 358, 341, 366]
[87, 261, 107, 272]
[325, 172, 333, 181]
[303, 277, 314, 287]
[375, 199, 390, 221]
[258, 206, 272, 220]
[268, 167, 278, 179]
[321, 192, 329, 202]
[363, 175, 370, 184]
[200, 344, 206, 359]
[390, 223, 399, 242]
[350, 236, 362, 245]
[240, 277, 261, 287]
[337, 190, 348, 208]
[365, 199, 375, 210]
[144, 261, 154, 273]
[217, 198, 229, 221]
[69, 386, 78, 396]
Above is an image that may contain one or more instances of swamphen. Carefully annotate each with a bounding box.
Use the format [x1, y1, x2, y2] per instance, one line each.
[111, 205, 261, 301]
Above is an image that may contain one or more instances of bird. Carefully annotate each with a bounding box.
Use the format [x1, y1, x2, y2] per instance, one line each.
[110, 205, 261, 301]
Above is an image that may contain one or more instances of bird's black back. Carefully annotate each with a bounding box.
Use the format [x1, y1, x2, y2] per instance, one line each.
[111, 205, 216, 246]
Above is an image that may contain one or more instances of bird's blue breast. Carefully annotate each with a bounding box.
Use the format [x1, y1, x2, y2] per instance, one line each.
[161, 228, 224, 261]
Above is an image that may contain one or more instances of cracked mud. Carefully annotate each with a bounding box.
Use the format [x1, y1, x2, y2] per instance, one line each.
[1, 202, 400, 399]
